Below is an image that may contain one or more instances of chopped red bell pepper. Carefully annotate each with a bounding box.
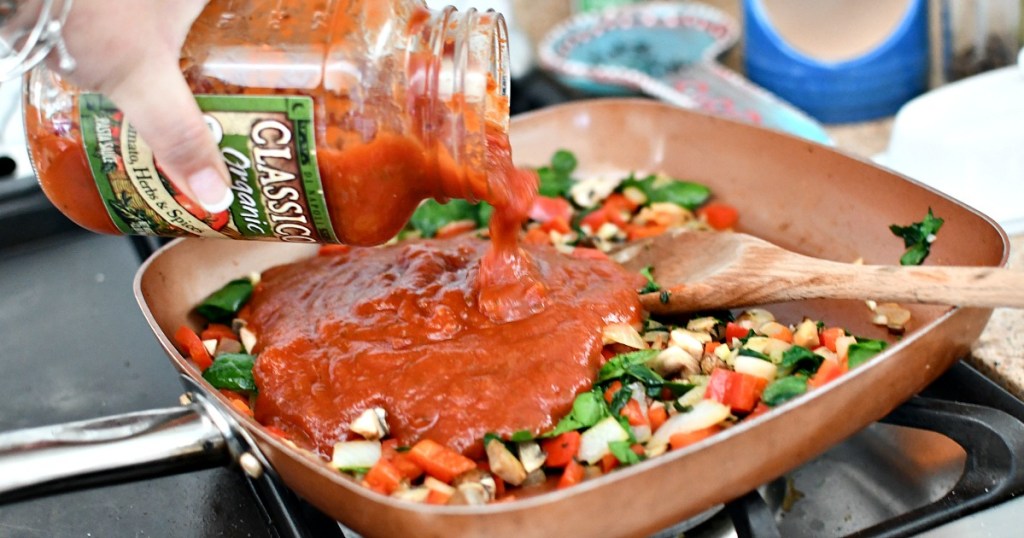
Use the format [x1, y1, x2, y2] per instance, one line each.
[174, 325, 213, 371]
[705, 368, 768, 414]
[600, 453, 619, 473]
[669, 425, 721, 450]
[200, 323, 236, 342]
[540, 431, 581, 468]
[407, 439, 476, 484]
[648, 404, 668, 432]
[364, 457, 404, 495]
[529, 196, 573, 225]
[382, 439, 424, 480]
[426, 488, 451, 505]
[523, 227, 550, 245]
[724, 322, 750, 344]
[624, 223, 667, 241]
[557, 459, 585, 489]
[697, 202, 739, 230]
[820, 327, 845, 353]
[807, 358, 848, 389]
[620, 399, 648, 427]
[580, 208, 610, 233]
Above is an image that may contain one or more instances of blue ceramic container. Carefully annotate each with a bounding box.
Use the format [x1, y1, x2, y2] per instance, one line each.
[743, 0, 929, 123]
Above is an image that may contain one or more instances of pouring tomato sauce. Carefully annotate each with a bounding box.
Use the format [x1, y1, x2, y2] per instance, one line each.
[26, 0, 647, 458]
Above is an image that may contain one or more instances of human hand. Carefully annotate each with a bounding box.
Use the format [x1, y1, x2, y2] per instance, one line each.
[57, 0, 233, 212]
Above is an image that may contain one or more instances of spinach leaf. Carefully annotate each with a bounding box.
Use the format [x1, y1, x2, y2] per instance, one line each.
[546, 390, 608, 436]
[608, 440, 644, 466]
[551, 149, 578, 175]
[620, 174, 711, 210]
[483, 432, 503, 448]
[597, 349, 659, 383]
[196, 278, 254, 323]
[608, 384, 633, 415]
[738, 348, 771, 361]
[639, 266, 661, 294]
[658, 381, 696, 400]
[623, 364, 664, 386]
[890, 208, 944, 265]
[779, 346, 823, 376]
[409, 199, 478, 238]
[510, 430, 534, 443]
[476, 201, 494, 228]
[847, 339, 889, 368]
[203, 353, 257, 392]
[762, 376, 808, 407]
[536, 149, 578, 198]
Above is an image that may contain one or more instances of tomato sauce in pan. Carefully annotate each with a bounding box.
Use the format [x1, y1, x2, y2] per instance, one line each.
[244, 236, 644, 458]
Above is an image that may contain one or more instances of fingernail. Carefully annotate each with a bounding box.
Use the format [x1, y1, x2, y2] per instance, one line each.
[188, 168, 234, 213]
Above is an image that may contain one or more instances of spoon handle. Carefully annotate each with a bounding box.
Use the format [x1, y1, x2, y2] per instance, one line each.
[794, 260, 1024, 308]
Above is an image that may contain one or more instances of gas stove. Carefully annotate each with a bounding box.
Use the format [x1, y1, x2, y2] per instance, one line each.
[0, 71, 1022, 538]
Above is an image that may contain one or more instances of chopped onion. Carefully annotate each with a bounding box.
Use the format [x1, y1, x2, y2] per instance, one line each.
[239, 327, 257, 354]
[835, 336, 858, 361]
[686, 316, 718, 333]
[737, 309, 775, 328]
[669, 329, 704, 359]
[349, 407, 389, 440]
[391, 487, 429, 503]
[742, 336, 770, 354]
[602, 323, 648, 349]
[331, 440, 382, 471]
[792, 319, 820, 349]
[676, 384, 708, 409]
[763, 338, 793, 362]
[424, 476, 455, 495]
[631, 424, 652, 444]
[202, 339, 217, 356]
[569, 176, 619, 208]
[647, 400, 730, 457]
[578, 416, 630, 464]
[734, 355, 778, 381]
[813, 346, 838, 362]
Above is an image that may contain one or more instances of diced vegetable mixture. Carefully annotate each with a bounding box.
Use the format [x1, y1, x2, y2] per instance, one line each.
[173, 150, 932, 506]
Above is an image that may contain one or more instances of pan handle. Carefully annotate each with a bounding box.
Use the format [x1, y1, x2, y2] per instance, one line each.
[0, 404, 228, 503]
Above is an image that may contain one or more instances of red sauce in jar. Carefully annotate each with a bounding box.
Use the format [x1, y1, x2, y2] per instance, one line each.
[244, 236, 643, 458]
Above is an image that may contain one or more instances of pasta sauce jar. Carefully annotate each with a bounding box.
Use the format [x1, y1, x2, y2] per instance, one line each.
[24, 0, 513, 245]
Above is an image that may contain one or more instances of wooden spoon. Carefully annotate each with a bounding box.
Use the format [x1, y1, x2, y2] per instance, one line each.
[613, 229, 1024, 314]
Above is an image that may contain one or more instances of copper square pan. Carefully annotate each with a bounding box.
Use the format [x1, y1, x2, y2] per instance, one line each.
[2, 99, 1009, 537]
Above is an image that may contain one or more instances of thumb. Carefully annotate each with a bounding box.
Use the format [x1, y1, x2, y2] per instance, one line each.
[103, 56, 233, 213]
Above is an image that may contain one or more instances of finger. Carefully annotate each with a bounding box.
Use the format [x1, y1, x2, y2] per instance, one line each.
[103, 55, 233, 213]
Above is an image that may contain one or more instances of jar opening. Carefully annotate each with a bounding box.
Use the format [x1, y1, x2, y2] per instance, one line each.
[424, 6, 510, 201]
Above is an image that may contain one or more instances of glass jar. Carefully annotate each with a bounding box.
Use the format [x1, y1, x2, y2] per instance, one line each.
[943, 0, 1021, 81]
[24, 0, 510, 245]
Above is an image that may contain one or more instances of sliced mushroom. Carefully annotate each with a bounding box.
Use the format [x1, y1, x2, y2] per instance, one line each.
[349, 407, 389, 441]
[517, 441, 547, 474]
[485, 439, 527, 486]
[452, 469, 496, 503]
[215, 337, 243, 356]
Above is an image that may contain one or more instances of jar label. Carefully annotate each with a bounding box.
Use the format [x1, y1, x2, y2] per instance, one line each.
[78, 93, 338, 243]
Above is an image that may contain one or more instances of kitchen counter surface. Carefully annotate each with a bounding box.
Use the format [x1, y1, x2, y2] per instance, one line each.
[827, 121, 1024, 400]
